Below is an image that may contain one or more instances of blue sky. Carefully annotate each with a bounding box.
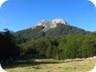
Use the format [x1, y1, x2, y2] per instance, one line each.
[0, 0, 96, 32]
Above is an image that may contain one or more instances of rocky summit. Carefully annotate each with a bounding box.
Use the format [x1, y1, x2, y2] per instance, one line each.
[36, 18, 69, 28]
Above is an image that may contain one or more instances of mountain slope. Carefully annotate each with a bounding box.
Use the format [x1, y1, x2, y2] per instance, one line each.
[14, 18, 89, 44]
[46, 23, 87, 36]
[14, 26, 45, 44]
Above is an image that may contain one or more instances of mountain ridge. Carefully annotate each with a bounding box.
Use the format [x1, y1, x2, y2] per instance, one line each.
[33, 18, 69, 29]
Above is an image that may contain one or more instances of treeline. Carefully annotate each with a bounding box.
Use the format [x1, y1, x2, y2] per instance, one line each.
[19, 34, 96, 59]
[0, 29, 20, 64]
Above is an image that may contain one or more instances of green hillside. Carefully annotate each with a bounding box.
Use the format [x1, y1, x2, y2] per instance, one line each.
[14, 23, 89, 44]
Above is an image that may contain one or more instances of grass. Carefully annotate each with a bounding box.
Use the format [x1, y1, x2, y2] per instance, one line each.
[5, 56, 96, 72]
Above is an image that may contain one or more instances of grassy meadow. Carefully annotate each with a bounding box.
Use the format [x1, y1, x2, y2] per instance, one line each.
[5, 56, 96, 72]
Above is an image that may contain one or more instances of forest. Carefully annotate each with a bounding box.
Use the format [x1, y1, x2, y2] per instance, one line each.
[1, 24, 96, 64]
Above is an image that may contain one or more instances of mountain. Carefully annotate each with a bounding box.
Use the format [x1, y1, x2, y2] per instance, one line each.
[13, 18, 96, 60]
[14, 18, 89, 44]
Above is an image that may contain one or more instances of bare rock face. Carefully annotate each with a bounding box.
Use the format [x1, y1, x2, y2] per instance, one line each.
[51, 18, 66, 25]
[36, 18, 68, 28]
[51, 18, 67, 28]
[37, 20, 49, 28]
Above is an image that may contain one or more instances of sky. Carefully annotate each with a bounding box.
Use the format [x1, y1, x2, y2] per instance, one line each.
[0, 0, 96, 32]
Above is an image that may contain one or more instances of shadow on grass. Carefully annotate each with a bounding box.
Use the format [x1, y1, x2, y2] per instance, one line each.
[3, 55, 60, 69]
[3, 61, 59, 69]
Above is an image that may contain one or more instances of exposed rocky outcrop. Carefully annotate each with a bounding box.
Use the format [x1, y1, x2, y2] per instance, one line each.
[36, 18, 69, 28]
